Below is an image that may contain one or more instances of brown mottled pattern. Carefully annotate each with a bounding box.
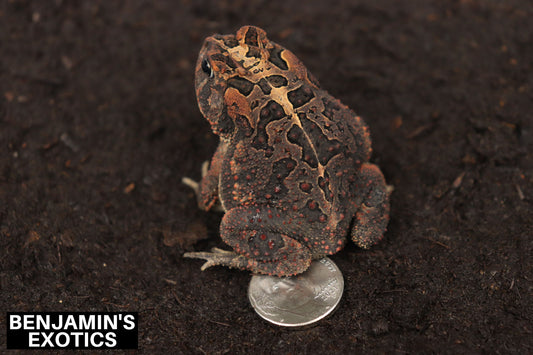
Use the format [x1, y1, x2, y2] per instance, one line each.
[186, 26, 391, 276]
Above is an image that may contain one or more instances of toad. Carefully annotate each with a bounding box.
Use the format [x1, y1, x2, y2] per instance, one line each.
[183, 26, 391, 276]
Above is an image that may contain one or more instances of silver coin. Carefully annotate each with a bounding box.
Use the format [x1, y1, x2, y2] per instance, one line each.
[248, 257, 344, 327]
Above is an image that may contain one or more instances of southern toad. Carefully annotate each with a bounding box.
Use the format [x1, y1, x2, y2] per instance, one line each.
[183, 26, 392, 276]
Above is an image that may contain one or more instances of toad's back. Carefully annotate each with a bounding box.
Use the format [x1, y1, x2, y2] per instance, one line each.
[185, 26, 391, 276]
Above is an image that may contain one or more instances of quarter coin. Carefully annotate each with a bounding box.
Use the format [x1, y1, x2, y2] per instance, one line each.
[248, 257, 344, 327]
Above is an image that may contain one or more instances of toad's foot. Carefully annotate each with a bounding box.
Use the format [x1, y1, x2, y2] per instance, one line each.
[182, 161, 210, 196]
[184, 247, 249, 271]
[182, 161, 224, 212]
[181, 176, 199, 195]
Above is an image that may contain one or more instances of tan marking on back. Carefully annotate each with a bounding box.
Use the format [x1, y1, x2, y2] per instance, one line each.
[215, 36, 326, 177]
[224, 87, 253, 126]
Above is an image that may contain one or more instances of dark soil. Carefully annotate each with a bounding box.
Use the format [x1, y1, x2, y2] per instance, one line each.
[1, 0, 531, 353]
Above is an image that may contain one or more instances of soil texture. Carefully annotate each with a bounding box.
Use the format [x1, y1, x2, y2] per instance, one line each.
[1, 1, 531, 353]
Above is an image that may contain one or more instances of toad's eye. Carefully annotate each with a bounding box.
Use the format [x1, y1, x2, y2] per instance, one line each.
[201, 58, 213, 78]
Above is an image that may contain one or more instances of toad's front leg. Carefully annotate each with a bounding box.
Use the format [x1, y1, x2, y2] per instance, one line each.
[184, 205, 313, 276]
[350, 163, 392, 248]
[182, 141, 228, 211]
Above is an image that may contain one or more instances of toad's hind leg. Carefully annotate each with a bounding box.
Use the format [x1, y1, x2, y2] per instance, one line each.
[351, 163, 392, 249]
[185, 206, 313, 276]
